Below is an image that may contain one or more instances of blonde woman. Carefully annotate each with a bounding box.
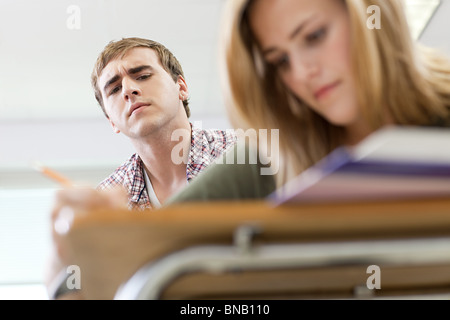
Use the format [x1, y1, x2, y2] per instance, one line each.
[167, 0, 450, 203]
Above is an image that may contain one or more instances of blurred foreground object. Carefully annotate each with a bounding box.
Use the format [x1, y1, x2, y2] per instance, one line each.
[55, 198, 450, 300]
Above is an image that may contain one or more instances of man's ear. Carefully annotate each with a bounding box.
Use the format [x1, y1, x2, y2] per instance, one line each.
[109, 119, 120, 134]
[177, 75, 189, 100]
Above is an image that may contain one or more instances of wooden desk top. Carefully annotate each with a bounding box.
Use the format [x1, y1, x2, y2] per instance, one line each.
[59, 198, 450, 299]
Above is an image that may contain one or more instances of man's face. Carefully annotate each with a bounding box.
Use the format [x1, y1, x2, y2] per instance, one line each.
[98, 47, 188, 139]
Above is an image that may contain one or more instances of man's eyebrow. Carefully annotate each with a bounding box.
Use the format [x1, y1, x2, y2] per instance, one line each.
[103, 74, 120, 93]
[128, 65, 153, 75]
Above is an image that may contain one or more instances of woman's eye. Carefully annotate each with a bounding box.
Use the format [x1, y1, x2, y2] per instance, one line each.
[273, 55, 290, 69]
[306, 28, 326, 44]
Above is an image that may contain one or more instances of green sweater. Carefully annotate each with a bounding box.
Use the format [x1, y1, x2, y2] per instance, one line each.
[165, 144, 276, 204]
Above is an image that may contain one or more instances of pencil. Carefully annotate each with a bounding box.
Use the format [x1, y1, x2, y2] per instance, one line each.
[32, 161, 74, 187]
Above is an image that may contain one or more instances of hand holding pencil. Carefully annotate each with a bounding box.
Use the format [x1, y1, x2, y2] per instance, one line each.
[35, 161, 128, 299]
[32, 161, 128, 223]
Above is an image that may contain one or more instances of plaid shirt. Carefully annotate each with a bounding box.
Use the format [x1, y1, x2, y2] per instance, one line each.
[97, 124, 236, 210]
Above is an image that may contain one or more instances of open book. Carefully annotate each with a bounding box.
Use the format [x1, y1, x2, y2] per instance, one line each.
[269, 125, 450, 205]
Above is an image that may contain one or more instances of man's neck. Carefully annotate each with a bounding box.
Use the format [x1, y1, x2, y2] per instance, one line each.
[132, 120, 192, 204]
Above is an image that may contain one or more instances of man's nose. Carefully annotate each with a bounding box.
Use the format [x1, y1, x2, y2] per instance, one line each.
[121, 78, 141, 101]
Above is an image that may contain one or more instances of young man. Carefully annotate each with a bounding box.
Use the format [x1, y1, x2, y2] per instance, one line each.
[45, 37, 236, 299]
[91, 37, 236, 209]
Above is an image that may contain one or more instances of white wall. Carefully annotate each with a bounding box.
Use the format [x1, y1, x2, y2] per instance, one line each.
[420, 0, 450, 55]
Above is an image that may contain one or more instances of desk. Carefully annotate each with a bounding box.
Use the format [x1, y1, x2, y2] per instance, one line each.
[59, 198, 450, 299]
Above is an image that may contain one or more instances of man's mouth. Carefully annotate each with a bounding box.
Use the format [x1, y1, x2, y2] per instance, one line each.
[129, 102, 150, 116]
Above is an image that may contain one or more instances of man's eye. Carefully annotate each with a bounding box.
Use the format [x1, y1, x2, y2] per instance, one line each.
[110, 86, 121, 95]
[137, 74, 151, 80]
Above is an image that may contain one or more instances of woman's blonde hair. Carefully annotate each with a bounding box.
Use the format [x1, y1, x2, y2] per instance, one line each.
[220, 0, 450, 185]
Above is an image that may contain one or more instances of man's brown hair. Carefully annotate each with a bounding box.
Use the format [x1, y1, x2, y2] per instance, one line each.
[91, 37, 190, 118]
